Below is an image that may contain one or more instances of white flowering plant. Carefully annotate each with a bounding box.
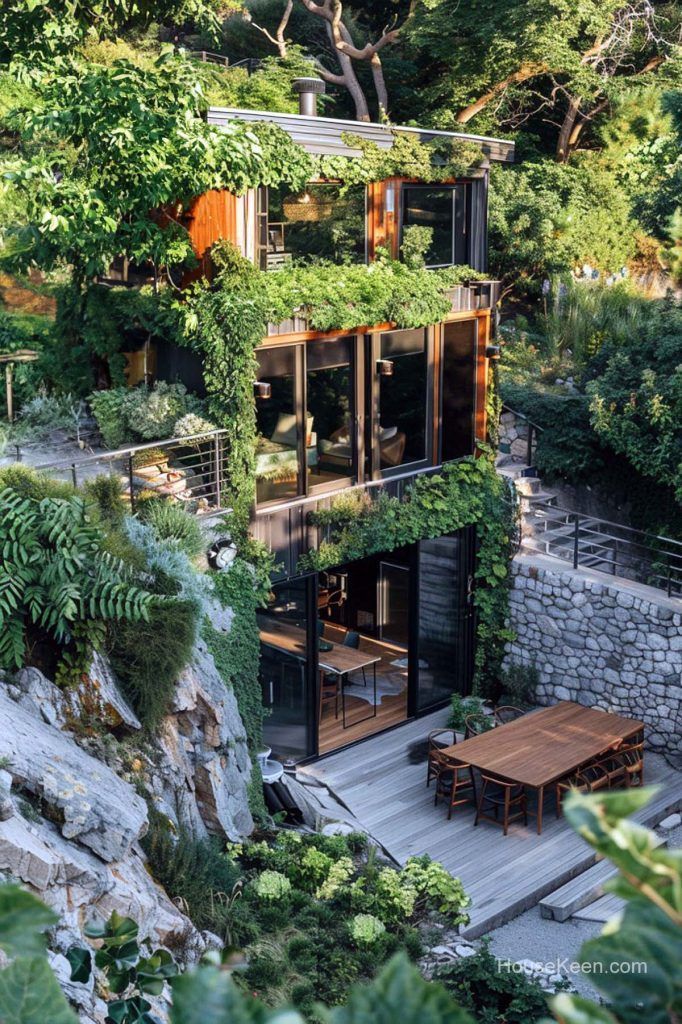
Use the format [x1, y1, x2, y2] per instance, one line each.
[350, 913, 386, 945]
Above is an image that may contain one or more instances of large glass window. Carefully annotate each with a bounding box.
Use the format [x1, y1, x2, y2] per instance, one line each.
[267, 183, 366, 266]
[402, 185, 470, 267]
[255, 346, 300, 505]
[378, 329, 429, 468]
[306, 337, 355, 489]
[258, 577, 315, 762]
[441, 319, 477, 461]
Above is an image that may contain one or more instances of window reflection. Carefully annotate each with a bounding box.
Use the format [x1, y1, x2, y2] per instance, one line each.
[402, 185, 470, 268]
[255, 346, 300, 504]
[259, 579, 313, 762]
[307, 338, 355, 489]
[379, 329, 428, 468]
[267, 183, 366, 267]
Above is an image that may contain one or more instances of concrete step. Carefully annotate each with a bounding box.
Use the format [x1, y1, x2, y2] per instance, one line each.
[539, 835, 666, 922]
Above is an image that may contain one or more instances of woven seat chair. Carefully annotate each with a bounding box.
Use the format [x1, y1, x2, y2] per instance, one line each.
[595, 741, 645, 789]
[555, 760, 610, 817]
[474, 774, 527, 836]
[318, 672, 339, 726]
[431, 750, 477, 820]
[426, 729, 456, 787]
[493, 705, 525, 725]
[464, 714, 493, 739]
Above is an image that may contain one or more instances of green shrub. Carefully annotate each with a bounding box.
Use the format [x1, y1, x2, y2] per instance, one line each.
[108, 598, 198, 730]
[141, 808, 243, 935]
[433, 941, 549, 1024]
[141, 499, 206, 558]
[0, 463, 74, 501]
[498, 661, 539, 706]
[447, 694, 491, 733]
[82, 473, 125, 528]
[90, 382, 202, 448]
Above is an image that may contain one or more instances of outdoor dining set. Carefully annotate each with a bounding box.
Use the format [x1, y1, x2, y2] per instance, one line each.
[426, 700, 645, 835]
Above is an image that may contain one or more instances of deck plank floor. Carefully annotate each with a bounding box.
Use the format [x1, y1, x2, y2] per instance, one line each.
[300, 709, 682, 937]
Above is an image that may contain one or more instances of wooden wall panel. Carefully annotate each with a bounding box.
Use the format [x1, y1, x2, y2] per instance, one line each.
[475, 312, 490, 444]
[184, 189, 238, 260]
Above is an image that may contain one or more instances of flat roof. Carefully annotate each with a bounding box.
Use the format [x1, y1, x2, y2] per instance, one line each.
[207, 107, 515, 164]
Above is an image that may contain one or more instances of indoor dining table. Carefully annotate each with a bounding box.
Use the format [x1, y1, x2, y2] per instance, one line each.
[440, 701, 644, 834]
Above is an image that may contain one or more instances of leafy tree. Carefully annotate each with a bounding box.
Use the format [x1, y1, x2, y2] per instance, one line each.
[0, 0, 242, 64]
[404, 0, 680, 157]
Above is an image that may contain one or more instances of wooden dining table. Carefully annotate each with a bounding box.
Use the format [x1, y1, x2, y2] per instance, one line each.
[440, 701, 644, 834]
[258, 616, 381, 729]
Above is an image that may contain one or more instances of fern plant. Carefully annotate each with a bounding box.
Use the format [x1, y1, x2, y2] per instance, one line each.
[0, 488, 156, 670]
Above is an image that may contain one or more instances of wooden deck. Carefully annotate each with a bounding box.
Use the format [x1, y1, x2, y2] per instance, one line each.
[300, 709, 682, 937]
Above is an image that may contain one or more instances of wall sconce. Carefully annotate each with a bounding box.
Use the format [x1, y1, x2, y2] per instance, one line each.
[254, 381, 272, 399]
[376, 359, 394, 377]
[485, 345, 501, 360]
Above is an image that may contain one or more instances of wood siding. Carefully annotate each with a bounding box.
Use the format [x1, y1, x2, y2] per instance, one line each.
[182, 189, 238, 279]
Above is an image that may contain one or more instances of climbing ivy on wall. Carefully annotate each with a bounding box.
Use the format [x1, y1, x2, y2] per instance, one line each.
[298, 458, 516, 695]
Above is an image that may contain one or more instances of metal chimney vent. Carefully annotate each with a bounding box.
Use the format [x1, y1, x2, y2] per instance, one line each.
[292, 77, 326, 117]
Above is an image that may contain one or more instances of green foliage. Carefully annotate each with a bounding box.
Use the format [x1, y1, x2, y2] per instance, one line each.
[0, 0, 228, 63]
[89, 381, 201, 449]
[433, 941, 549, 1024]
[0, 463, 74, 501]
[299, 458, 515, 693]
[554, 787, 682, 1024]
[108, 598, 198, 730]
[141, 808, 243, 934]
[65, 909, 180, 1024]
[0, 310, 51, 418]
[318, 131, 485, 186]
[488, 162, 636, 291]
[401, 225, 434, 269]
[498, 661, 539, 706]
[4, 53, 313, 280]
[0, 485, 156, 670]
[349, 914, 386, 945]
[0, 886, 57, 959]
[0, 885, 77, 1024]
[140, 500, 206, 558]
[447, 694, 490, 733]
[587, 298, 682, 503]
[82, 474, 126, 529]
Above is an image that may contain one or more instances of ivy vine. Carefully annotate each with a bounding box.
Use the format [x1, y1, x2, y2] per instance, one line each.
[317, 131, 486, 188]
[297, 458, 516, 695]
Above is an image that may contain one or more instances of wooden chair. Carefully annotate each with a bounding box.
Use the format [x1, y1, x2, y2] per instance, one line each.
[431, 750, 477, 820]
[318, 672, 340, 726]
[342, 630, 367, 686]
[494, 705, 525, 726]
[426, 729, 456, 787]
[474, 774, 527, 836]
[555, 760, 610, 817]
[595, 741, 644, 789]
[464, 714, 493, 739]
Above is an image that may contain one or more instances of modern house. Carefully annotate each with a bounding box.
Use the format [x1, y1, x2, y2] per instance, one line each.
[162, 81, 515, 763]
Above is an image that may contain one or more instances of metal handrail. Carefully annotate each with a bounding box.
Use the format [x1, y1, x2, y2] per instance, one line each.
[500, 403, 544, 468]
[525, 501, 682, 598]
[33, 430, 229, 471]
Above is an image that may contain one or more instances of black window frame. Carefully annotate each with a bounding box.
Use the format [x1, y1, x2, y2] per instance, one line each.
[400, 183, 472, 269]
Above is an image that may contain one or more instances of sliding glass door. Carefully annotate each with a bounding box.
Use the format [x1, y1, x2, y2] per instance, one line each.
[441, 319, 477, 462]
[258, 576, 317, 761]
[413, 528, 476, 712]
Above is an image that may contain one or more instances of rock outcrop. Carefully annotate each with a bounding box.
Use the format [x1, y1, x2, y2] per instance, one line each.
[0, 634, 255, 1023]
[149, 638, 254, 840]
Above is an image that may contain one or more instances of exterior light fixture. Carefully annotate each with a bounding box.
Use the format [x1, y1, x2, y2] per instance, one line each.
[254, 381, 272, 399]
[485, 345, 501, 360]
[207, 537, 238, 571]
[377, 359, 394, 376]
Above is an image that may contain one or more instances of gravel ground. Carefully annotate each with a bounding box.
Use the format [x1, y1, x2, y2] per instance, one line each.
[485, 906, 602, 998]
[485, 815, 682, 1001]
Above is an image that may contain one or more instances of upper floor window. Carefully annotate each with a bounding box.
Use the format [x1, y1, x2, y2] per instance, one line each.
[401, 184, 471, 268]
[265, 182, 366, 269]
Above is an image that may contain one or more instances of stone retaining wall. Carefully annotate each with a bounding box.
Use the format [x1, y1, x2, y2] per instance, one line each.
[504, 554, 682, 761]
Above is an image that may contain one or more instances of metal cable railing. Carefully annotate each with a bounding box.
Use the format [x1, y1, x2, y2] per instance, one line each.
[500, 404, 544, 468]
[523, 501, 682, 598]
[32, 430, 231, 516]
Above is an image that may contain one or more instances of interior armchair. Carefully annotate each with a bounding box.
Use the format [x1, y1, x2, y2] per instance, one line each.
[256, 412, 318, 484]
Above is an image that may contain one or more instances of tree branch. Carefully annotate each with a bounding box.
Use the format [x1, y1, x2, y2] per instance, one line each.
[243, 0, 293, 59]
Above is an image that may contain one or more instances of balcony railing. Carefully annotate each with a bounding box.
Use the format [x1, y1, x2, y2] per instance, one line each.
[30, 431, 231, 516]
[252, 463, 447, 579]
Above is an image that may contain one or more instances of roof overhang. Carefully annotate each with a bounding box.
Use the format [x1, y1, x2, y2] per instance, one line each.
[207, 107, 515, 164]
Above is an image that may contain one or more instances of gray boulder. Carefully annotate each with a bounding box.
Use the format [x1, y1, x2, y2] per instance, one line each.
[0, 691, 147, 862]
